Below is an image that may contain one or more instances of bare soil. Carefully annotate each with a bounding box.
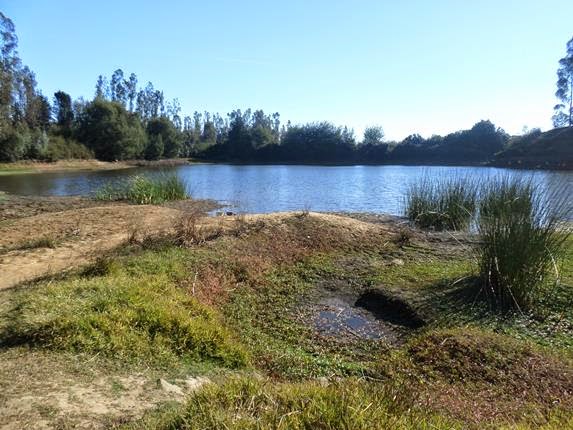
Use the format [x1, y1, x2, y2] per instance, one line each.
[0, 348, 208, 430]
[0, 195, 219, 290]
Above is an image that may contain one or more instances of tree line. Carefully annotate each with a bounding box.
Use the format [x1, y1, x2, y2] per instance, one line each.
[0, 12, 570, 165]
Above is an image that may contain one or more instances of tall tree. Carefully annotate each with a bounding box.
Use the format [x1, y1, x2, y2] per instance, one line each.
[553, 36, 573, 128]
[95, 75, 107, 99]
[125, 72, 137, 112]
[146, 116, 181, 158]
[77, 99, 145, 161]
[53, 90, 74, 135]
[110, 69, 126, 105]
[362, 126, 385, 145]
[0, 12, 19, 127]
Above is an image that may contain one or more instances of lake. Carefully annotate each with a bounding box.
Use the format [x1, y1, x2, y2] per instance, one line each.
[1, 164, 572, 216]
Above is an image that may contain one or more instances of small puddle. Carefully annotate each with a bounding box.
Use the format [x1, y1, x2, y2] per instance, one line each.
[311, 290, 425, 343]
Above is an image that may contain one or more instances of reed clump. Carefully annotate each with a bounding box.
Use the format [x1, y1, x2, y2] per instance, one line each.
[476, 177, 570, 312]
[405, 177, 477, 231]
[95, 173, 188, 205]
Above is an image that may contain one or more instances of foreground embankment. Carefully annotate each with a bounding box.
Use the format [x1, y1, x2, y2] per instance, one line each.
[0, 194, 571, 429]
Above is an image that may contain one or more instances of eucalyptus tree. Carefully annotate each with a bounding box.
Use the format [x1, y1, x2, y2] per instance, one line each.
[553, 36, 573, 128]
[125, 73, 137, 111]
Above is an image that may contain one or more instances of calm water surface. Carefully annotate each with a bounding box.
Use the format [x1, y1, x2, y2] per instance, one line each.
[1, 164, 572, 216]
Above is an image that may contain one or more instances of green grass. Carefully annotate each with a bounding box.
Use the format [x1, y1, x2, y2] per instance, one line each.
[405, 177, 477, 231]
[0, 248, 247, 368]
[476, 177, 571, 313]
[127, 375, 463, 430]
[94, 173, 188, 205]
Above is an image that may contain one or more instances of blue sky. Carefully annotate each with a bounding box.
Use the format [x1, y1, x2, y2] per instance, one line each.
[4, 0, 573, 140]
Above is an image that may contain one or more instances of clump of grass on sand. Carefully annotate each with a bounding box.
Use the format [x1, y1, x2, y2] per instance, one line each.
[476, 177, 571, 312]
[16, 236, 57, 250]
[0, 249, 247, 368]
[405, 177, 477, 231]
[95, 173, 188, 205]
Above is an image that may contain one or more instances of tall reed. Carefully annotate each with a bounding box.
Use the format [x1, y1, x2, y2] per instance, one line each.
[405, 177, 477, 231]
[476, 176, 570, 312]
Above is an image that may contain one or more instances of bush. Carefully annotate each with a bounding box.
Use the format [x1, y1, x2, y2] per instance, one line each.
[405, 177, 477, 230]
[476, 177, 571, 312]
[95, 173, 188, 205]
[0, 127, 27, 161]
[44, 135, 94, 161]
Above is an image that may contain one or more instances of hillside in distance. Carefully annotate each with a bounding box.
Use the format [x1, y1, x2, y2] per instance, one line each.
[493, 127, 573, 170]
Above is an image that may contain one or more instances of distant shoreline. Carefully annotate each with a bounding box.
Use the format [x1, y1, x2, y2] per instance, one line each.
[0, 157, 571, 176]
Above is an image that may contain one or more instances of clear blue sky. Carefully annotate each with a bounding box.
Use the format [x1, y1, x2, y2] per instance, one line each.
[4, 0, 573, 140]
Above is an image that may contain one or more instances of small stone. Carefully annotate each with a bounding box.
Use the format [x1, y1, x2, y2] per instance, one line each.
[184, 376, 209, 391]
[391, 258, 404, 266]
[159, 379, 184, 396]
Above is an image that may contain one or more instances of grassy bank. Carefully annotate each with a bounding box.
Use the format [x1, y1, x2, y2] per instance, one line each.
[0, 211, 572, 428]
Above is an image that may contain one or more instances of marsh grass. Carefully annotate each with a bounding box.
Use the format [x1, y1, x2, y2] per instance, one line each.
[476, 177, 571, 313]
[405, 177, 477, 231]
[95, 173, 188, 205]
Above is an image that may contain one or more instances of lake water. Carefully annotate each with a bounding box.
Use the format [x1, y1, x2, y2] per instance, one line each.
[1, 164, 572, 216]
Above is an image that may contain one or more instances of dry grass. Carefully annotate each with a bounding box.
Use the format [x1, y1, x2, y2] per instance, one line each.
[405, 328, 573, 424]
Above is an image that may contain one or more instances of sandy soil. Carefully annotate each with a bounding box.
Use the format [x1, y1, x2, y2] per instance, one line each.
[0, 349, 208, 430]
[0, 197, 220, 290]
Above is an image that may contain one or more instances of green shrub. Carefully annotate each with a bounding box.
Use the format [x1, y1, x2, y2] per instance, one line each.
[95, 173, 188, 205]
[476, 177, 571, 312]
[405, 177, 477, 230]
[44, 135, 94, 161]
[0, 127, 28, 161]
[1, 263, 247, 367]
